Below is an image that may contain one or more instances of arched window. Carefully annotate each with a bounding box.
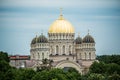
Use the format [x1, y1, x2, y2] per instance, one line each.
[89, 53, 91, 60]
[42, 53, 44, 59]
[69, 45, 71, 54]
[77, 53, 79, 59]
[63, 34, 64, 39]
[51, 46, 53, 54]
[38, 53, 40, 58]
[63, 45, 65, 54]
[79, 53, 81, 59]
[33, 53, 34, 59]
[47, 53, 48, 58]
[85, 52, 87, 60]
[56, 45, 59, 54]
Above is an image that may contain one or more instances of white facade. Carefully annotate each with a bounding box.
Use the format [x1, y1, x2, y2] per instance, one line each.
[30, 14, 96, 74]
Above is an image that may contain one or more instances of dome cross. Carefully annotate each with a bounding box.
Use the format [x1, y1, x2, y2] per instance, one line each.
[88, 29, 90, 35]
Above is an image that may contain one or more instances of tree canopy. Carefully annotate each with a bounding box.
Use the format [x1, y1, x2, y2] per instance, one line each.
[0, 51, 120, 80]
[97, 55, 120, 65]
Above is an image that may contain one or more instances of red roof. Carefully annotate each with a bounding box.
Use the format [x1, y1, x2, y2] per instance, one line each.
[9, 55, 30, 60]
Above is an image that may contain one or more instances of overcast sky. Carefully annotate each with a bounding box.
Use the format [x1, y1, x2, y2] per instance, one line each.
[0, 0, 120, 55]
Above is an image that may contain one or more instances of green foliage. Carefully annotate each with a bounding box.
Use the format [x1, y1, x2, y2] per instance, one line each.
[108, 72, 120, 80]
[0, 60, 11, 72]
[15, 69, 36, 80]
[0, 51, 12, 80]
[87, 73, 105, 80]
[4, 68, 16, 80]
[0, 51, 10, 62]
[36, 58, 53, 72]
[32, 68, 81, 80]
[90, 61, 120, 75]
[67, 67, 79, 73]
[89, 61, 106, 74]
[106, 63, 120, 75]
[97, 55, 120, 65]
[0, 51, 120, 80]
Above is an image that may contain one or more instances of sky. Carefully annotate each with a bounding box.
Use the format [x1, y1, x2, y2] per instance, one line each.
[0, 0, 120, 55]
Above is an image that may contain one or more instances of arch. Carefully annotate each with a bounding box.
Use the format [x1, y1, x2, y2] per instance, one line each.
[55, 60, 82, 73]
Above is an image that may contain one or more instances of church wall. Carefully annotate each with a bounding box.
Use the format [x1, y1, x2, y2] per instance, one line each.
[49, 55, 76, 62]
[29, 13, 96, 74]
[30, 43, 49, 61]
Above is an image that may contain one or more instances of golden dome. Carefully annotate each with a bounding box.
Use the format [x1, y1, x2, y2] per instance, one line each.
[48, 15, 74, 33]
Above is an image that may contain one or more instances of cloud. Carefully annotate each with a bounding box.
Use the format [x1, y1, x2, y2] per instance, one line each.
[0, 0, 119, 9]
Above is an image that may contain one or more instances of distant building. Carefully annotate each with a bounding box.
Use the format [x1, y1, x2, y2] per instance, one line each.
[9, 55, 30, 68]
[30, 10, 96, 74]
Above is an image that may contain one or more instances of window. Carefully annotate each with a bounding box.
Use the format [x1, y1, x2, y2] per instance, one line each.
[33, 53, 34, 59]
[51, 46, 53, 54]
[38, 53, 40, 58]
[80, 53, 81, 59]
[69, 45, 71, 54]
[56, 45, 59, 54]
[85, 53, 87, 59]
[47, 53, 48, 57]
[42, 53, 44, 59]
[63, 45, 65, 54]
[89, 53, 91, 60]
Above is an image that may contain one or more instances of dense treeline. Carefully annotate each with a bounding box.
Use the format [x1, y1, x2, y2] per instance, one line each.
[97, 55, 120, 65]
[0, 51, 120, 80]
[88, 55, 120, 80]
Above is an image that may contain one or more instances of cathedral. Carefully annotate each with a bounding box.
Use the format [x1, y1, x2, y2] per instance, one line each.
[30, 10, 96, 74]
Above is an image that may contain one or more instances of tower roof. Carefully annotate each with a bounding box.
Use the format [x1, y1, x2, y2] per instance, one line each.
[83, 34, 95, 43]
[31, 33, 48, 44]
[75, 36, 82, 44]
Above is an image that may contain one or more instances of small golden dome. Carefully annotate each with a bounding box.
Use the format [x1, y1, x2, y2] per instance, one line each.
[48, 15, 74, 33]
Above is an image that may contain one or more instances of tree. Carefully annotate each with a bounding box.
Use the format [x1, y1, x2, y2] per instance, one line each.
[87, 73, 105, 80]
[15, 69, 36, 80]
[108, 72, 120, 80]
[97, 55, 120, 65]
[106, 63, 120, 75]
[67, 67, 79, 73]
[32, 69, 67, 80]
[0, 51, 12, 80]
[37, 59, 53, 71]
[89, 61, 106, 74]
[4, 68, 16, 80]
[0, 51, 10, 62]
